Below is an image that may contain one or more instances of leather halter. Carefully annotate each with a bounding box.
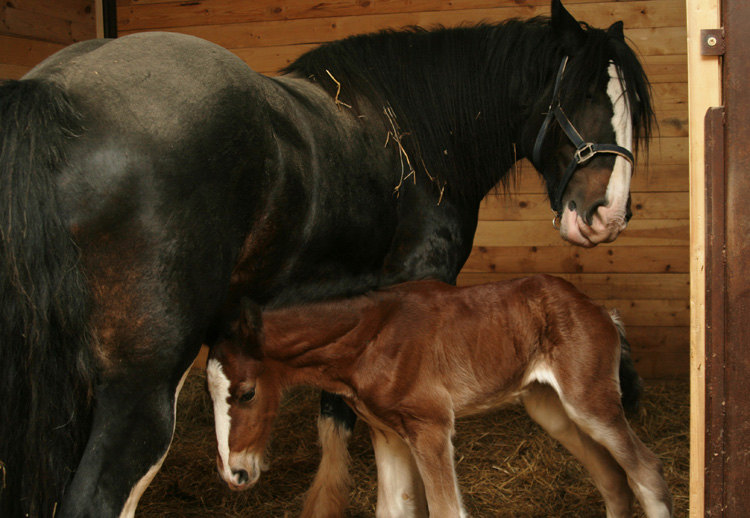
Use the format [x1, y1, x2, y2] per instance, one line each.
[532, 57, 635, 216]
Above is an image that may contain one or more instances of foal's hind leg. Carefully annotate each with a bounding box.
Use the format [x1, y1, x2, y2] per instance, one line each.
[522, 383, 635, 518]
[557, 387, 673, 518]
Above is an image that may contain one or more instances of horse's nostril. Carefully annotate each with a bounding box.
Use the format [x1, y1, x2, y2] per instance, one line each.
[233, 469, 249, 485]
[584, 200, 606, 226]
[568, 200, 576, 212]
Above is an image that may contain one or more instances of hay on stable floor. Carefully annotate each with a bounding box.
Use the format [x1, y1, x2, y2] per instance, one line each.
[138, 372, 688, 517]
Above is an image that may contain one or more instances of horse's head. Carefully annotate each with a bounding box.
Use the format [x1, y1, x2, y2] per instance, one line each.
[524, 0, 654, 247]
[206, 300, 279, 491]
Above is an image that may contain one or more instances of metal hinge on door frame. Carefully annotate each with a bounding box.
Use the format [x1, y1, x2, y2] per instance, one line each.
[701, 28, 726, 56]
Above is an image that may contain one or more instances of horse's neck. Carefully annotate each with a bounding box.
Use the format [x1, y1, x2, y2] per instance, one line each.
[286, 24, 557, 202]
[262, 297, 389, 390]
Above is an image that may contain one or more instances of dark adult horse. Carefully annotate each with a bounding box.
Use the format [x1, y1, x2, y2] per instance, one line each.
[0, 1, 653, 516]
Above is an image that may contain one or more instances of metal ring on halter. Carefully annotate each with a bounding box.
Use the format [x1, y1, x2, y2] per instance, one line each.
[552, 211, 562, 230]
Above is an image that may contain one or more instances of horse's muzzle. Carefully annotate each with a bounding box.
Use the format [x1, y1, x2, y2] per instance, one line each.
[558, 204, 627, 247]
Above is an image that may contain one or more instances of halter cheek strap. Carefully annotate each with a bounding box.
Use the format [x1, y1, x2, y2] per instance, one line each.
[532, 56, 635, 216]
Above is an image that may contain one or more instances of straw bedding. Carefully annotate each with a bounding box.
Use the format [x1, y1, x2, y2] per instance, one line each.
[138, 372, 688, 517]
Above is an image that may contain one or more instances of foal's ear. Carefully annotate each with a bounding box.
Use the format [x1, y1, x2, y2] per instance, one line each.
[238, 297, 263, 341]
[551, 0, 586, 53]
[607, 21, 625, 41]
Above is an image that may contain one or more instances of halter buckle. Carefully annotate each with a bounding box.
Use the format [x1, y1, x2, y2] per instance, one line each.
[574, 143, 596, 164]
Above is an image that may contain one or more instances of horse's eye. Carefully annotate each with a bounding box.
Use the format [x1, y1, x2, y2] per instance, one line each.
[238, 388, 255, 403]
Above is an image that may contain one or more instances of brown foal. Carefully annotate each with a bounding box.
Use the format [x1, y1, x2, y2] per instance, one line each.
[207, 275, 672, 517]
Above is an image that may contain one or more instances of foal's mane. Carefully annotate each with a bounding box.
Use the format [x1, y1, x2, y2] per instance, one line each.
[284, 17, 654, 202]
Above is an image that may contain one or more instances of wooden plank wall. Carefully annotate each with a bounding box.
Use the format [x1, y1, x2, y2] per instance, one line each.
[0, 0, 96, 79]
[116, 0, 687, 378]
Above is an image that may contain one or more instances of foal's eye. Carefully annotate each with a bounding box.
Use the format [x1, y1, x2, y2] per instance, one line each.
[238, 389, 255, 403]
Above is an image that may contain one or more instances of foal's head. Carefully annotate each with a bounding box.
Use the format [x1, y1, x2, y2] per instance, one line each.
[206, 301, 280, 491]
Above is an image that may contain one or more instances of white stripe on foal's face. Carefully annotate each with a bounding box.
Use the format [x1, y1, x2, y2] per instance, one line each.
[206, 358, 233, 482]
[603, 62, 633, 217]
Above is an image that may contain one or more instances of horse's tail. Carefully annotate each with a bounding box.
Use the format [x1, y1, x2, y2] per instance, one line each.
[0, 79, 95, 517]
[609, 309, 643, 413]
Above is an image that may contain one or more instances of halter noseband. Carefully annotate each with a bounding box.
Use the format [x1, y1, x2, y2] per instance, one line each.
[532, 56, 635, 217]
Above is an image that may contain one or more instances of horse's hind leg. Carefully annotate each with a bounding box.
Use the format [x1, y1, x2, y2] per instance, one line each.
[58, 344, 196, 518]
[522, 383, 635, 518]
[58, 359, 193, 517]
[57, 252, 206, 517]
[556, 386, 673, 518]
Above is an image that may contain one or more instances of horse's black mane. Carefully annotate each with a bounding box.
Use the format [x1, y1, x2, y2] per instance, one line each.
[284, 17, 654, 202]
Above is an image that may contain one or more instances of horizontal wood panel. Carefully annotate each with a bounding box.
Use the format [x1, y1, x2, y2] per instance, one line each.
[505, 162, 687, 194]
[641, 54, 687, 83]
[117, 0, 686, 32]
[120, 16, 687, 57]
[456, 272, 689, 299]
[0, 34, 64, 67]
[478, 192, 688, 220]
[462, 245, 688, 273]
[598, 299, 689, 327]
[6, 0, 94, 24]
[473, 219, 688, 247]
[1, 4, 95, 44]
[633, 351, 688, 379]
[118, 0, 670, 7]
[627, 325, 688, 352]
[0, 63, 30, 79]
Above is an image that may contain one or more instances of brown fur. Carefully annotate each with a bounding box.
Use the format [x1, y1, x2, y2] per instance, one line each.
[209, 275, 672, 517]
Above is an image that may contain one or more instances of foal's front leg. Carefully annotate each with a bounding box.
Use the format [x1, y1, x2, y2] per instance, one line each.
[370, 427, 427, 518]
[406, 423, 466, 518]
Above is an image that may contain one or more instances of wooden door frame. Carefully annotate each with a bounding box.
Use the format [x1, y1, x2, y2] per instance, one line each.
[687, 0, 721, 516]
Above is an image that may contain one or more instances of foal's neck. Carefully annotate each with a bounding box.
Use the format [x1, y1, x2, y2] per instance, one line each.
[262, 295, 394, 393]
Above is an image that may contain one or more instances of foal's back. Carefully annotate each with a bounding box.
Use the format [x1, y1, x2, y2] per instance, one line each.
[350, 275, 618, 418]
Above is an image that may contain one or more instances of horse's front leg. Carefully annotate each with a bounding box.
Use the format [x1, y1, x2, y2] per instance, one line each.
[370, 428, 427, 518]
[301, 393, 356, 518]
[407, 424, 467, 518]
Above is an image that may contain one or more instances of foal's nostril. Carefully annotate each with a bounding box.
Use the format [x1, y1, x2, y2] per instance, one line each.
[568, 200, 576, 212]
[233, 469, 249, 485]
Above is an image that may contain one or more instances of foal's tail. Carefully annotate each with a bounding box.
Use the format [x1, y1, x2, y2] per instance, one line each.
[609, 310, 643, 413]
[0, 79, 95, 517]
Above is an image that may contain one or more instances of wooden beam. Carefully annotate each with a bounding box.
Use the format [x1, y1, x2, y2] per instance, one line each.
[117, 0, 686, 32]
[462, 245, 688, 274]
[686, 0, 722, 516]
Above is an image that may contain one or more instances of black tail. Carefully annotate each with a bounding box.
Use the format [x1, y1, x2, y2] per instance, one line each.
[609, 310, 643, 413]
[0, 79, 94, 517]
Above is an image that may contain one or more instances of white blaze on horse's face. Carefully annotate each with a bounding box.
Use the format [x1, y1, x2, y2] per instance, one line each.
[206, 359, 235, 484]
[601, 63, 634, 229]
[207, 357, 268, 491]
[560, 64, 633, 247]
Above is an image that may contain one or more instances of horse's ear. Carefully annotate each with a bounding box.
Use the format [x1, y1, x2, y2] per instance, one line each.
[607, 21, 625, 41]
[550, 0, 585, 53]
[238, 297, 263, 340]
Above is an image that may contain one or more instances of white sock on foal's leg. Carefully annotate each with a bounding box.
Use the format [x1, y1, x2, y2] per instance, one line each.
[371, 428, 428, 518]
